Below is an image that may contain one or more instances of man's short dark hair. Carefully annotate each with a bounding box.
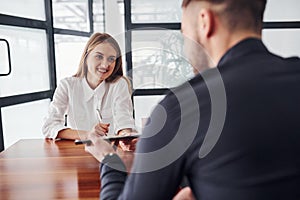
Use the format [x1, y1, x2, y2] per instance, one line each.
[182, 0, 267, 33]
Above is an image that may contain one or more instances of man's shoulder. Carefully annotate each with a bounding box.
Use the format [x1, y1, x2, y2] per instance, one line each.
[282, 56, 300, 63]
[172, 68, 219, 93]
[256, 53, 300, 72]
[160, 71, 212, 106]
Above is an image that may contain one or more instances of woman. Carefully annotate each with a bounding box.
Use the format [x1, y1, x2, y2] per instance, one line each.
[42, 33, 135, 141]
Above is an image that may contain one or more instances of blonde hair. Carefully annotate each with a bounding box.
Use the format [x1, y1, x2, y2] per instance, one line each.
[74, 33, 123, 83]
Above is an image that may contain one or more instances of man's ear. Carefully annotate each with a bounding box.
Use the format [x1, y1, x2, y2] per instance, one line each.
[197, 8, 215, 38]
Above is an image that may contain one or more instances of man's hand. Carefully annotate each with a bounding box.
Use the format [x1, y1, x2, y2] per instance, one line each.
[173, 187, 195, 200]
[85, 132, 115, 162]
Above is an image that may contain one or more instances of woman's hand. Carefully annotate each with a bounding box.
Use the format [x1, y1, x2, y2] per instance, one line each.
[85, 131, 115, 162]
[117, 129, 138, 152]
[91, 122, 110, 136]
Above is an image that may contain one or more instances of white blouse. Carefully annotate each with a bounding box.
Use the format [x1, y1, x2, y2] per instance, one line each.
[42, 76, 136, 139]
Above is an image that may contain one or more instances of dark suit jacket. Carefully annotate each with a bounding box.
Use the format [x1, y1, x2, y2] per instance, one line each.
[100, 38, 300, 200]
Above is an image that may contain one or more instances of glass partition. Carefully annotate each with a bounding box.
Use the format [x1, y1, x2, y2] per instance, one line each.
[0, 25, 50, 97]
[264, 0, 300, 22]
[2, 99, 50, 148]
[0, 0, 45, 20]
[54, 34, 89, 83]
[0, 39, 11, 76]
[131, 0, 182, 23]
[132, 30, 193, 89]
[52, 0, 90, 31]
[93, 0, 105, 32]
[133, 95, 165, 132]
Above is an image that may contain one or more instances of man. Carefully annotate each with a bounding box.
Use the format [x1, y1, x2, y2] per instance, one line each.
[86, 0, 300, 199]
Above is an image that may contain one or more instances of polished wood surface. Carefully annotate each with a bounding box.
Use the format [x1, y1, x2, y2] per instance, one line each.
[0, 139, 133, 200]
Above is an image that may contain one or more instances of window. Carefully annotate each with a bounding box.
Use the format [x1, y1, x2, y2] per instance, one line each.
[262, 0, 300, 57]
[131, 0, 182, 23]
[132, 30, 192, 89]
[133, 95, 165, 132]
[0, 0, 45, 20]
[263, 29, 300, 58]
[52, 0, 90, 31]
[264, 0, 300, 22]
[54, 35, 88, 83]
[93, 0, 105, 32]
[2, 99, 50, 148]
[0, 25, 50, 97]
[123, 0, 184, 128]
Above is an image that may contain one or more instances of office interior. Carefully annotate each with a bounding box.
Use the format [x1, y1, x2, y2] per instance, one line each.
[0, 0, 299, 152]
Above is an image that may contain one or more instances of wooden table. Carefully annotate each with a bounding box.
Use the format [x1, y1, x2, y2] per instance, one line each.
[0, 139, 134, 200]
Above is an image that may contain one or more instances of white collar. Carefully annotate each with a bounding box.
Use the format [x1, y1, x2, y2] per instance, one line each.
[82, 78, 106, 102]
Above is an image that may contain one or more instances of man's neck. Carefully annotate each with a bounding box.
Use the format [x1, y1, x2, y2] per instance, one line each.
[208, 31, 261, 65]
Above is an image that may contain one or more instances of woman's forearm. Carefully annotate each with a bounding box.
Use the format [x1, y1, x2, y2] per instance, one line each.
[57, 128, 88, 140]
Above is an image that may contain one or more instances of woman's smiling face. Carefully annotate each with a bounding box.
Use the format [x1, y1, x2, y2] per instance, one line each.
[86, 42, 117, 82]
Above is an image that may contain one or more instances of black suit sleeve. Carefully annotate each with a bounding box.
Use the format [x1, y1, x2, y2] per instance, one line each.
[100, 154, 127, 200]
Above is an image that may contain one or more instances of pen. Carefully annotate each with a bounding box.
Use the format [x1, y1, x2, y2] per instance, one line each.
[74, 139, 92, 145]
[96, 108, 108, 136]
[96, 108, 102, 123]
